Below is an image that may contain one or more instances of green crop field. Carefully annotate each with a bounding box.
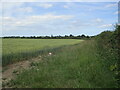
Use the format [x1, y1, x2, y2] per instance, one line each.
[2, 39, 83, 66]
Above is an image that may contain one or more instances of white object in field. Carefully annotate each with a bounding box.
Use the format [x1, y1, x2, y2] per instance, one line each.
[49, 52, 52, 55]
[48, 52, 52, 56]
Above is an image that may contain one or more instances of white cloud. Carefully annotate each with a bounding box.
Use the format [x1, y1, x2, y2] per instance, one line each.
[2, 2, 23, 9]
[2, 2, 24, 16]
[63, 2, 75, 9]
[114, 11, 120, 15]
[18, 7, 33, 13]
[30, 14, 73, 20]
[3, 17, 11, 20]
[1, 0, 39, 2]
[3, 14, 74, 27]
[63, 5, 69, 8]
[68, 19, 94, 30]
[1, 0, 119, 2]
[37, 3, 53, 8]
[100, 24, 113, 28]
[2, 3, 33, 18]
[105, 3, 117, 8]
[114, 11, 118, 14]
[94, 18, 103, 23]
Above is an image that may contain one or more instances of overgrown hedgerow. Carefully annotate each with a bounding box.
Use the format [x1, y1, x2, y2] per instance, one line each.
[95, 25, 120, 87]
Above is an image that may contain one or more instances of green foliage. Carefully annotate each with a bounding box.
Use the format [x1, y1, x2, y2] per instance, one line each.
[7, 40, 116, 88]
[95, 25, 120, 87]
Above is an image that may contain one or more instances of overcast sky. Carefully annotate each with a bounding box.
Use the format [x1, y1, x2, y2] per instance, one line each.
[1, 2, 118, 36]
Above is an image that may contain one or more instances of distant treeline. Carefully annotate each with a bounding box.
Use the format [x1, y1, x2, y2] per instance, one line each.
[2, 34, 93, 39]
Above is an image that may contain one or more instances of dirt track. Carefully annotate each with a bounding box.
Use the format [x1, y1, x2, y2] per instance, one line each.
[2, 55, 42, 87]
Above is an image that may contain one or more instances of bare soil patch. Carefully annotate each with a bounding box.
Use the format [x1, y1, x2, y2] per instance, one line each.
[2, 55, 43, 87]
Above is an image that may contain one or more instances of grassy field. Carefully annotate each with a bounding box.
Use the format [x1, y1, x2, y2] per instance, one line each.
[7, 40, 116, 88]
[2, 39, 83, 66]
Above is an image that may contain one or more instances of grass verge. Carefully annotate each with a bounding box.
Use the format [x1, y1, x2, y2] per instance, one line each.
[7, 40, 116, 88]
